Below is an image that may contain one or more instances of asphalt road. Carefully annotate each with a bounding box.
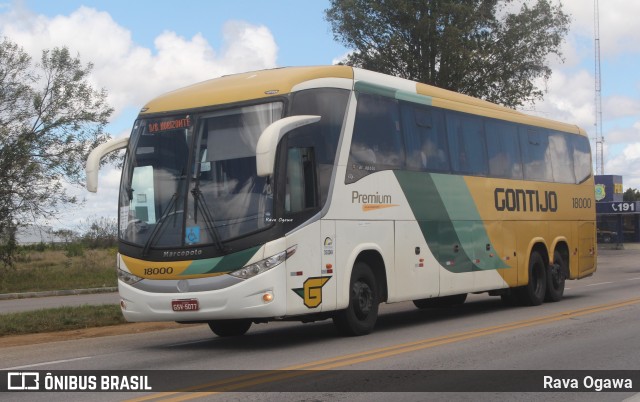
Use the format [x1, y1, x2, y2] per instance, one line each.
[1, 249, 640, 402]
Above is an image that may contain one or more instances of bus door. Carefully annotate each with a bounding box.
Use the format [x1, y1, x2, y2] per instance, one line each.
[283, 145, 340, 315]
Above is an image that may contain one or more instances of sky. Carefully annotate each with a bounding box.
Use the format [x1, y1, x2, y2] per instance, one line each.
[0, 0, 639, 232]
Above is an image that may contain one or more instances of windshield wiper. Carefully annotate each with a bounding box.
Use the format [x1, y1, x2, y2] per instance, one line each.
[142, 192, 179, 257]
[191, 185, 226, 252]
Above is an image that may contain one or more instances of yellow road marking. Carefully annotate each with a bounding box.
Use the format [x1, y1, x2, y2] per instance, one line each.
[127, 297, 640, 401]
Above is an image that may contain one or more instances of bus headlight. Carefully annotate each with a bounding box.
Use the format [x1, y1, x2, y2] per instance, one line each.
[117, 268, 143, 285]
[229, 245, 297, 280]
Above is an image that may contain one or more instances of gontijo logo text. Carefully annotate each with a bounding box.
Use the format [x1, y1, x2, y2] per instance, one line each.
[494, 188, 558, 212]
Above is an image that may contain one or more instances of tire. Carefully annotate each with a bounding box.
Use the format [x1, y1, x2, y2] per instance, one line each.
[208, 319, 252, 337]
[333, 261, 379, 336]
[516, 251, 547, 306]
[545, 250, 566, 302]
[413, 294, 467, 309]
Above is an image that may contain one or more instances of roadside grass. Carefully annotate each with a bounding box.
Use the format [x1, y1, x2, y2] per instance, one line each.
[0, 305, 126, 337]
[0, 247, 117, 293]
[0, 247, 123, 337]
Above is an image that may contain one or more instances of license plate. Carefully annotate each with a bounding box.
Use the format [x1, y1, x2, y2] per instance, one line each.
[171, 299, 199, 312]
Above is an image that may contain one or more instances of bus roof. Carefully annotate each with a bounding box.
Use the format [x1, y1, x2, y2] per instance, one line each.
[140, 65, 584, 136]
[140, 66, 353, 115]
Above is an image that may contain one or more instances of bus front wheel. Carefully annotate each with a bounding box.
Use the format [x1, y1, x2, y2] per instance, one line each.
[208, 319, 252, 337]
[333, 261, 379, 336]
[516, 251, 546, 306]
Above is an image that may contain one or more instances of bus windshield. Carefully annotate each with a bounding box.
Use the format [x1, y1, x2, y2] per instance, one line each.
[119, 102, 283, 250]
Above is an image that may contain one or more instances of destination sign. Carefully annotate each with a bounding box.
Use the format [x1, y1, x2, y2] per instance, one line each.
[147, 117, 191, 133]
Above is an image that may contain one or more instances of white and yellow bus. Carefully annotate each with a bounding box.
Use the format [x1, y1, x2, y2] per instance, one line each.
[86, 66, 596, 336]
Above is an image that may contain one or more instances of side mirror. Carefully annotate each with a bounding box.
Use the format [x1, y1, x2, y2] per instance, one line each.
[256, 115, 320, 177]
[85, 136, 129, 192]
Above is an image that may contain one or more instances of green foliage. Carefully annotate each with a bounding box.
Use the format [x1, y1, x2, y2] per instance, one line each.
[0, 37, 114, 269]
[325, 0, 570, 108]
[65, 242, 85, 257]
[623, 188, 640, 201]
[79, 216, 118, 248]
[0, 305, 126, 336]
[0, 248, 117, 293]
[0, 224, 17, 268]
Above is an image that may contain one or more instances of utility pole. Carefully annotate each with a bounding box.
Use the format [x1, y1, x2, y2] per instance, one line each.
[594, 0, 604, 175]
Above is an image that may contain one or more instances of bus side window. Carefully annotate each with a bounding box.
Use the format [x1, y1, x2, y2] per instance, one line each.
[520, 128, 553, 182]
[549, 132, 575, 184]
[486, 119, 523, 179]
[445, 112, 488, 176]
[402, 104, 449, 172]
[347, 93, 404, 183]
[572, 135, 592, 183]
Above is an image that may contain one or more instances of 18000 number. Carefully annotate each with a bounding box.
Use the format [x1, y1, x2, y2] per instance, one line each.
[143, 267, 174, 276]
[572, 197, 592, 209]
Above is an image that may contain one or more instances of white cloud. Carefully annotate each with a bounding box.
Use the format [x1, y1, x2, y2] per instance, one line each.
[525, 1, 640, 185]
[525, 69, 595, 130]
[605, 140, 640, 189]
[0, 4, 279, 228]
[606, 122, 640, 145]
[562, 0, 640, 56]
[0, 6, 279, 119]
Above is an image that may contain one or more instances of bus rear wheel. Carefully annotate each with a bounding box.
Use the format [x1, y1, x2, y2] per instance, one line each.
[333, 261, 379, 336]
[545, 250, 566, 302]
[516, 251, 546, 306]
[208, 319, 252, 337]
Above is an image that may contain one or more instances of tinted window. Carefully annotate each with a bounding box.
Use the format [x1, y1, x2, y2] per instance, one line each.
[446, 112, 488, 175]
[571, 135, 592, 183]
[486, 119, 523, 179]
[401, 104, 449, 172]
[520, 128, 553, 181]
[548, 132, 575, 183]
[289, 88, 349, 207]
[347, 93, 404, 183]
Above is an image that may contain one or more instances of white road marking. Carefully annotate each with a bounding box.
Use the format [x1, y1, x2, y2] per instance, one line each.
[4, 356, 92, 370]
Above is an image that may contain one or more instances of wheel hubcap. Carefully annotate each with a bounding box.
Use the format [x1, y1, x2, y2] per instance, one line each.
[353, 281, 372, 320]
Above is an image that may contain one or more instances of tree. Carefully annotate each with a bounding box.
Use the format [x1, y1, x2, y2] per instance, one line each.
[80, 216, 118, 248]
[623, 188, 640, 202]
[0, 38, 113, 267]
[326, 0, 570, 108]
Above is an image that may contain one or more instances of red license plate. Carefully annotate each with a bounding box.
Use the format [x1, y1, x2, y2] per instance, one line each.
[171, 299, 199, 312]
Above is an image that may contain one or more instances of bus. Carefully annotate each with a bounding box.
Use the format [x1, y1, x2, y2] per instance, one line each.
[86, 66, 596, 337]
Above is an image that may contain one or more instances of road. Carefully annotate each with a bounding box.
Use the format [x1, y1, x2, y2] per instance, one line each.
[1, 249, 639, 401]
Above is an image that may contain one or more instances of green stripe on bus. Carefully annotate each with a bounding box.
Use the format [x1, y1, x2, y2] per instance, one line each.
[394, 171, 507, 272]
[181, 245, 262, 275]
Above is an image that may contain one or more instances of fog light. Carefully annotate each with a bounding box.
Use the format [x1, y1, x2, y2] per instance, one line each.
[262, 292, 274, 303]
[120, 300, 127, 310]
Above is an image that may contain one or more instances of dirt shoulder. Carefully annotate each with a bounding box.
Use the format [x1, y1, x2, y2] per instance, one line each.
[0, 322, 193, 348]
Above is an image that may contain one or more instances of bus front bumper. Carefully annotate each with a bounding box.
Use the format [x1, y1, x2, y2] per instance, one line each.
[118, 264, 287, 322]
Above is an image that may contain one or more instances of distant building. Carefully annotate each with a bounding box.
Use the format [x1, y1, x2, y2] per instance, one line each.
[595, 175, 640, 245]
